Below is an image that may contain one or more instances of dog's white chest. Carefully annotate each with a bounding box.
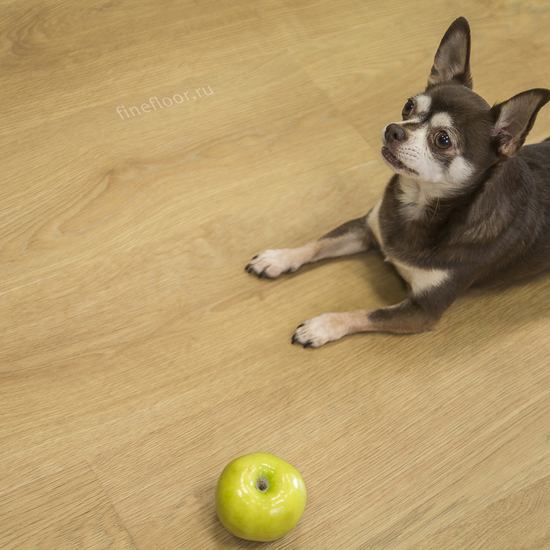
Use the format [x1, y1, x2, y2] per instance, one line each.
[368, 200, 450, 295]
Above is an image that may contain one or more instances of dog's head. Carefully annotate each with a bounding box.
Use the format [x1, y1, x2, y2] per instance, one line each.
[381, 17, 550, 206]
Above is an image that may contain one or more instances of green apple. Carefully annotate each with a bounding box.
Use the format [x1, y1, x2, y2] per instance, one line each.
[215, 452, 307, 542]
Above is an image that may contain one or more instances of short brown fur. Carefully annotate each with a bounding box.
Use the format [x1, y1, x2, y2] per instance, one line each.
[246, 17, 550, 348]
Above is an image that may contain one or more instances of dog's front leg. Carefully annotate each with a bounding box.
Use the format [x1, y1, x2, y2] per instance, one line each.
[245, 214, 376, 279]
[292, 283, 460, 347]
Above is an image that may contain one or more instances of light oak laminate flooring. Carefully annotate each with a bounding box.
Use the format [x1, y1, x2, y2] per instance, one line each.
[2, 0, 550, 548]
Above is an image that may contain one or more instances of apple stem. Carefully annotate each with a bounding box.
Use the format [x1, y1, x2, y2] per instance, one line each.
[256, 477, 269, 493]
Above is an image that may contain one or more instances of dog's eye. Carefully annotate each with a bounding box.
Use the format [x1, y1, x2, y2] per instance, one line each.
[435, 131, 452, 149]
[402, 99, 415, 118]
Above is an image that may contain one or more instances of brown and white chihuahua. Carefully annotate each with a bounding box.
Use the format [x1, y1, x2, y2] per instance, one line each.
[246, 17, 550, 348]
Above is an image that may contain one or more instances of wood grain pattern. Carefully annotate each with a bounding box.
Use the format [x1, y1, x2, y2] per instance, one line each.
[0, 462, 137, 549]
[414, 475, 550, 550]
[1, 0, 550, 548]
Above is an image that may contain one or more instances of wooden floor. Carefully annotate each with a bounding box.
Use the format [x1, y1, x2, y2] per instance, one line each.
[2, 0, 550, 548]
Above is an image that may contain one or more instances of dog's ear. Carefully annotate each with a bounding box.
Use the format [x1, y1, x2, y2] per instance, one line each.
[491, 89, 550, 157]
[427, 17, 472, 89]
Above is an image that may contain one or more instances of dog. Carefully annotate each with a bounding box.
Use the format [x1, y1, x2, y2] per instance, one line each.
[245, 17, 550, 348]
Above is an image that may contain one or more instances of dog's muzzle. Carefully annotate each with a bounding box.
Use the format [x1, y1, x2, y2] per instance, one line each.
[384, 123, 407, 143]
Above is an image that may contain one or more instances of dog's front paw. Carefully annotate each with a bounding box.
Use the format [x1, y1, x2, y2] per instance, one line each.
[292, 313, 348, 348]
[245, 249, 298, 279]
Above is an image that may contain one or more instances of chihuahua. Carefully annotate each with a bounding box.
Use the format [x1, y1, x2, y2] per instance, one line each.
[245, 17, 550, 348]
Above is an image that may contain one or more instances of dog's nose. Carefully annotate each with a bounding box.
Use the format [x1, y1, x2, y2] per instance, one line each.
[385, 124, 407, 143]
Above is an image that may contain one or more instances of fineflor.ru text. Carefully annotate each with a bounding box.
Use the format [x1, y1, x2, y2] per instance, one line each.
[116, 86, 214, 119]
